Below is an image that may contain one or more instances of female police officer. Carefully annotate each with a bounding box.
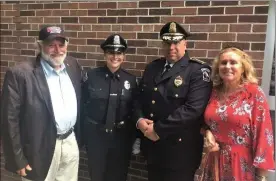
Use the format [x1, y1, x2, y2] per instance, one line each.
[81, 34, 137, 181]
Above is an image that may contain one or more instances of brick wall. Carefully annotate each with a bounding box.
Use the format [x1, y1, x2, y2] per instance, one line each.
[0, 1, 270, 181]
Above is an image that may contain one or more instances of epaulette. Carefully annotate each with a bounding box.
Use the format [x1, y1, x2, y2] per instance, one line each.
[190, 57, 206, 64]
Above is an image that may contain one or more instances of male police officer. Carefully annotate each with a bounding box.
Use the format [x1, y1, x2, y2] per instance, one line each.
[82, 34, 137, 181]
[136, 22, 212, 181]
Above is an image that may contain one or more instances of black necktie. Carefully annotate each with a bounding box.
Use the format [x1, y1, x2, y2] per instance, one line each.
[162, 64, 171, 76]
[105, 76, 119, 132]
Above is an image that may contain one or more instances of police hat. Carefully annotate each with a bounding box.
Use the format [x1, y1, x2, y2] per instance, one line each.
[160, 22, 190, 43]
[101, 34, 127, 53]
[39, 26, 68, 42]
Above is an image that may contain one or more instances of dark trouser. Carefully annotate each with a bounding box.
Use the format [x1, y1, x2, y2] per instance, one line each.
[85, 124, 133, 181]
[147, 164, 196, 181]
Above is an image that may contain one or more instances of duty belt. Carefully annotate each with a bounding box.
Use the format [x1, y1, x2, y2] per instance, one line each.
[57, 127, 74, 140]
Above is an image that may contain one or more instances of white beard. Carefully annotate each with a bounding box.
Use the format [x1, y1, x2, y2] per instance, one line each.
[41, 51, 66, 67]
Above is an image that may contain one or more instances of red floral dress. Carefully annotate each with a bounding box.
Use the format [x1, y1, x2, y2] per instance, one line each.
[204, 83, 275, 181]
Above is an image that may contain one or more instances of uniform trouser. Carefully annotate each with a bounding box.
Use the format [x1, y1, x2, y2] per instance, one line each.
[147, 164, 196, 181]
[22, 132, 79, 181]
[85, 124, 133, 181]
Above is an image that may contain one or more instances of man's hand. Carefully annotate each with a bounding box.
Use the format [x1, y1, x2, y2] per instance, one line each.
[205, 130, 220, 152]
[17, 164, 32, 176]
[137, 118, 153, 134]
[144, 123, 160, 142]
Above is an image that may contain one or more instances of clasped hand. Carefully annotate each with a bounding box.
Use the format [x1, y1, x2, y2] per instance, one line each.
[138, 119, 159, 141]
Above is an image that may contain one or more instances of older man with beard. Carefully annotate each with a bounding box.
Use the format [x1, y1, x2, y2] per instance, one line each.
[1, 26, 82, 181]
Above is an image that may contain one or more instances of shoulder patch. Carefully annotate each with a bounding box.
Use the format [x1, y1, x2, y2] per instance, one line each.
[190, 57, 206, 64]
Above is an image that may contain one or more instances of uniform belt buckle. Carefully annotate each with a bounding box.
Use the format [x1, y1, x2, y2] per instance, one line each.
[57, 127, 74, 140]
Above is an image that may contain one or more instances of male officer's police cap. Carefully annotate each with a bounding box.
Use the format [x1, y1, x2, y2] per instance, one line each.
[39, 26, 68, 42]
[101, 34, 127, 53]
[160, 22, 191, 42]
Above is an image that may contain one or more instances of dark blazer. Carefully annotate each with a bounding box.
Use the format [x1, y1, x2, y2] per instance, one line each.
[136, 52, 212, 171]
[0, 54, 82, 181]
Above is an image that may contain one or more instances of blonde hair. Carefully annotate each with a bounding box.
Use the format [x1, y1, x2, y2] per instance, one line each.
[212, 47, 258, 88]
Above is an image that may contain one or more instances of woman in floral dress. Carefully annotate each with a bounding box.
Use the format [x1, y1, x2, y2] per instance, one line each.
[203, 47, 275, 181]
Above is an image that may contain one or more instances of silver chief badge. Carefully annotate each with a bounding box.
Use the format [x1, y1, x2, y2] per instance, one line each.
[124, 80, 130, 90]
[174, 76, 183, 87]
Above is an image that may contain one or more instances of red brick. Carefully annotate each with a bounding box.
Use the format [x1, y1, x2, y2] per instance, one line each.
[209, 33, 236, 41]
[216, 25, 229, 32]
[189, 33, 208, 40]
[78, 32, 96, 38]
[237, 34, 266, 42]
[121, 62, 135, 69]
[14, 4, 28, 11]
[252, 24, 267, 32]
[188, 49, 207, 57]
[118, 2, 137, 8]
[161, 17, 184, 24]
[68, 52, 87, 59]
[13, 17, 27, 23]
[136, 62, 147, 70]
[96, 32, 115, 39]
[118, 17, 137, 24]
[255, 6, 269, 14]
[21, 49, 35, 56]
[98, 2, 117, 9]
[5, 10, 20, 16]
[221, 42, 250, 51]
[172, 8, 197, 15]
[128, 40, 147, 47]
[28, 17, 43, 23]
[190, 25, 215, 32]
[198, 7, 224, 15]
[3, 36, 18, 43]
[68, 38, 86, 45]
[70, 10, 87, 16]
[211, 1, 238, 6]
[27, 4, 43, 10]
[87, 53, 104, 60]
[27, 43, 36, 50]
[64, 24, 82, 31]
[44, 17, 61, 24]
[195, 42, 221, 49]
[92, 25, 111, 31]
[78, 46, 96, 53]
[20, 10, 35, 16]
[137, 48, 158, 55]
[64, 31, 78, 38]
[83, 25, 92, 31]
[207, 50, 220, 58]
[251, 43, 265, 51]
[78, 2, 97, 9]
[185, 1, 210, 6]
[143, 25, 154, 32]
[139, 17, 160, 24]
[1, 4, 13, 10]
[78, 59, 96, 67]
[13, 30, 27, 36]
[52, 10, 70, 16]
[185, 16, 209, 24]
[31, 24, 39, 30]
[112, 25, 121, 31]
[139, 1, 160, 8]
[149, 9, 171, 15]
[61, 17, 78, 23]
[118, 32, 136, 39]
[15, 24, 31, 30]
[5, 48, 20, 55]
[127, 9, 148, 16]
[107, 9, 126, 16]
[148, 40, 162, 48]
[61, 3, 79, 9]
[161, 1, 184, 7]
[44, 3, 60, 9]
[1, 24, 9, 29]
[98, 17, 117, 24]
[126, 55, 146, 62]
[79, 17, 97, 24]
[211, 16, 237, 23]
[137, 33, 159, 40]
[88, 10, 106, 16]
[36, 10, 52, 16]
[230, 24, 251, 32]
[225, 7, 253, 14]
[239, 15, 267, 23]
[1, 42, 13, 48]
[1, 17, 13, 23]
[245, 51, 264, 60]
[240, 1, 268, 5]
[1, 30, 12, 36]
[122, 25, 142, 31]
[86, 39, 104, 46]
[20, 37, 35, 43]
[27, 31, 38, 37]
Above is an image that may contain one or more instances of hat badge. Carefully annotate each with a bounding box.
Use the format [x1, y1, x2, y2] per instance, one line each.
[169, 22, 177, 33]
[113, 35, 120, 45]
[174, 76, 183, 87]
[47, 26, 62, 34]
